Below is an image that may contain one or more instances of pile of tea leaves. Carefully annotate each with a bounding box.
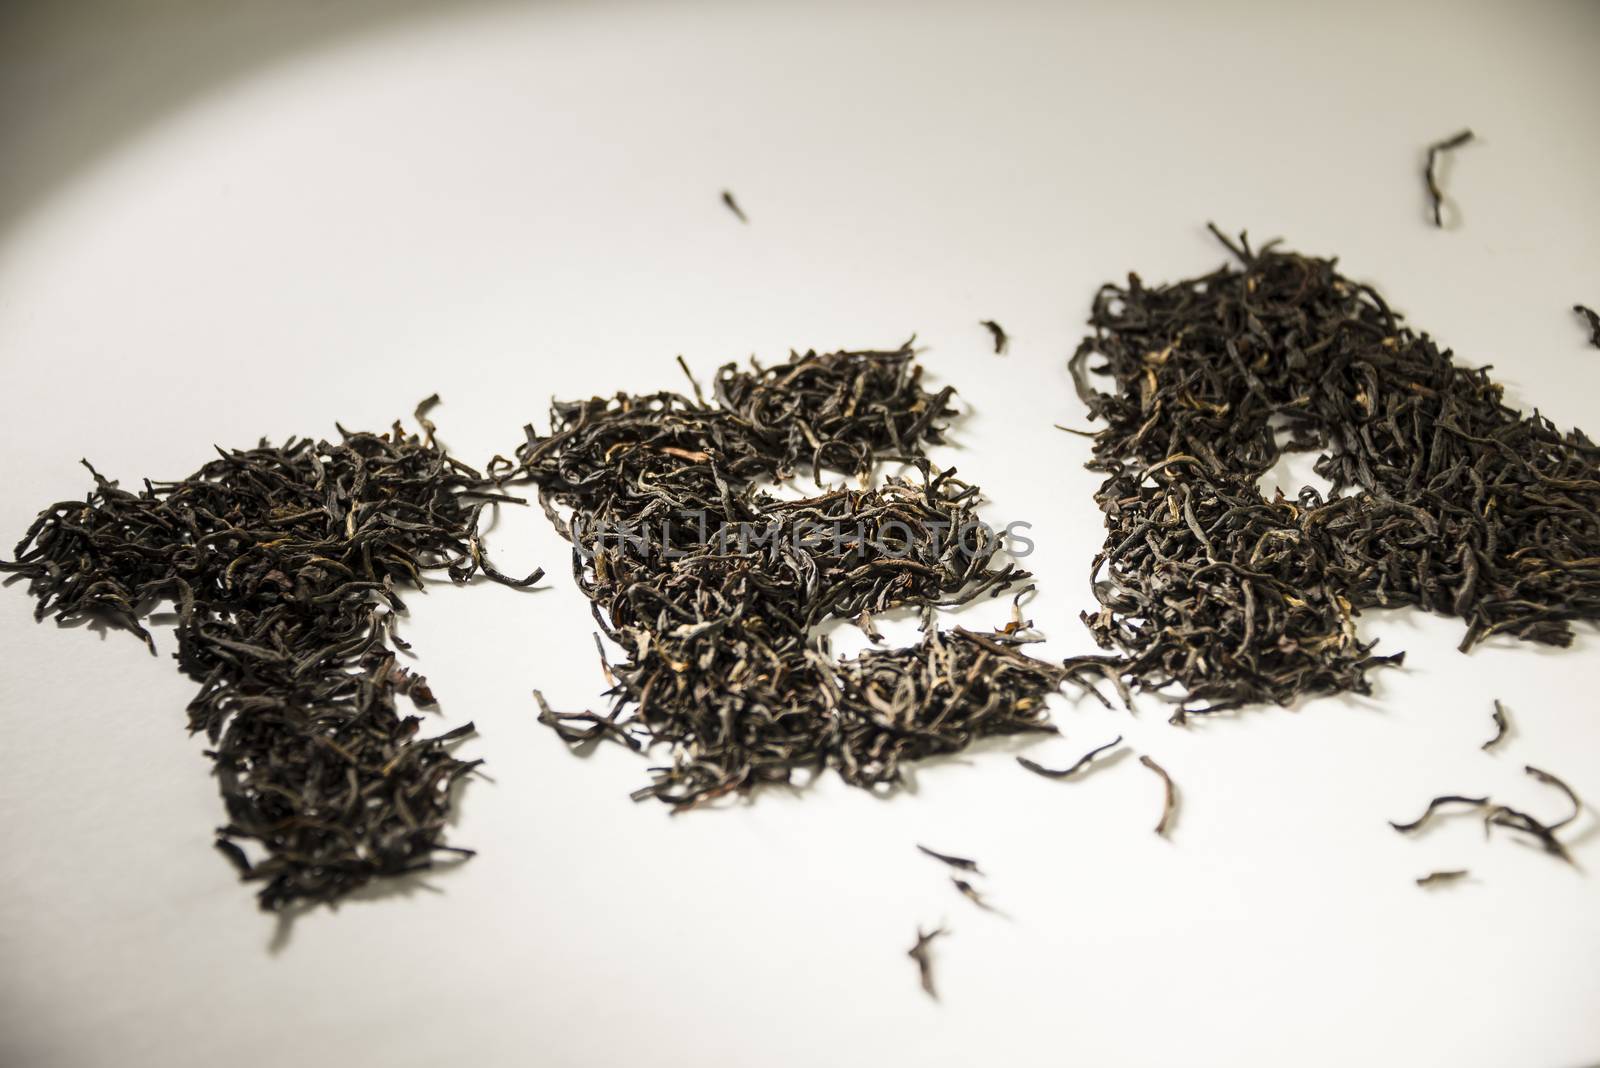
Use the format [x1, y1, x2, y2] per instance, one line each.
[1067, 226, 1600, 719]
[2, 409, 538, 909]
[517, 344, 1066, 808]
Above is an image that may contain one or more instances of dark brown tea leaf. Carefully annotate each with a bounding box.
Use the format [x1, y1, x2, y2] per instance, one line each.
[515, 344, 1068, 808]
[1139, 754, 1177, 837]
[1389, 796, 1491, 834]
[1481, 700, 1509, 752]
[918, 845, 982, 874]
[1575, 304, 1600, 348]
[1065, 227, 1600, 719]
[1016, 735, 1122, 780]
[1424, 129, 1474, 228]
[908, 925, 947, 999]
[2, 411, 538, 910]
[980, 320, 1008, 355]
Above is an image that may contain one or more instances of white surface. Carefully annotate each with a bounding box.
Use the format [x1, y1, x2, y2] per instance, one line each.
[1, 2, 1598, 1066]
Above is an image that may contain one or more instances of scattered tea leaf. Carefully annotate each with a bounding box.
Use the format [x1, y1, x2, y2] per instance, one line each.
[908, 925, 947, 999]
[1523, 764, 1581, 831]
[1389, 795, 1491, 834]
[1139, 754, 1177, 836]
[951, 878, 993, 910]
[1017, 735, 1122, 780]
[1424, 129, 1474, 227]
[1575, 304, 1600, 348]
[1484, 803, 1572, 864]
[1481, 700, 1509, 752]
[917, 844, 982, 874]
[980, 320, 1008, 355]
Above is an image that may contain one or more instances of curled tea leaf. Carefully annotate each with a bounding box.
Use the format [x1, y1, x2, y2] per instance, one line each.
[1017, 736, 1122, 780]
[1139, 754, 1177, 837]
[1424, 128, 1474, 227]
[979, 320, 1008, 355]
[1481, 700, 1509, 751]
[908, 925, 947, 999]
[1576, 304, 1600, 348]
[1389, 796, 1490, 834]
[917, 845, 981, 874]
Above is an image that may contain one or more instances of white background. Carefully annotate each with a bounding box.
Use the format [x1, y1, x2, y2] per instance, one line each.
[2, 2, 1598, 1066]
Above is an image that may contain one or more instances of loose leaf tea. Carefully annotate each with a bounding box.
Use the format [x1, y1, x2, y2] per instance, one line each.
[999, 584, 1034, 636]
[980, 320, 1008, 355]
[951, 878, 993, 910]
[721, 190, 748, 223]
[1392, 773, 1579, 864]
[1482, 700, 1509, 751]
[532, 689, 639, 751]
[1016, 735, 1122, 780]
[1066, 227, 1600, 719]
[1389, 796, 1491, 834]
[1522, 764, 1581, 831]
[857, 608, 885, 643]
[1484, 803, 1572, 863]
[1138, 754, 1176, 836]
[918, 845, 983, 874]
[515, 344, 1066, 807]
[2, 410, 537, 909]
[1424, 129, 1474, 227]
[1575, 304, 1600, 348]
[1416, 869, 1469, 887]
[908, 925, 947, 998]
